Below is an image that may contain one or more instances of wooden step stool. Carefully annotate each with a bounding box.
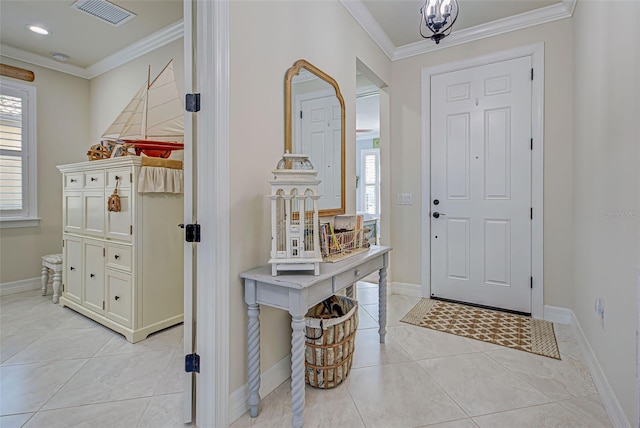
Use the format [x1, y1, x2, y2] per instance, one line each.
[41, 253, 63, 304]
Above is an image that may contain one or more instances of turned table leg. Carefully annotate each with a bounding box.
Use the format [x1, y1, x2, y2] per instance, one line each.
[378, 263, 388, 343]
[247, 302, 261, 418]
[41, 266, 49, 296]
[52, 271, 62, 304]
[290, 313, 306, 428]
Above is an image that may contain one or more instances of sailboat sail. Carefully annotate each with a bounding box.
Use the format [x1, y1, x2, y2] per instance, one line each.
[101, 60, 184, 157]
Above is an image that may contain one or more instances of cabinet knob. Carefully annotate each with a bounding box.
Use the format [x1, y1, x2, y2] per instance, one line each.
[114, 254, 120, 260]
[70, 266, 75, 271]
[70, 178, 77, 183]
[91, 177, 97, 182]
[90, 273, 95, 278]
[115, 296, 120, 301]
[115, 175, 120, 180]
[355, 270, 360, 276]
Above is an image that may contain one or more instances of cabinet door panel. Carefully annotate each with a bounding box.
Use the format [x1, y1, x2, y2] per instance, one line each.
[106, 243, 132, 272]
[106, 189, 132, 242]
[64, 191, 83, 234]
[63, 235, 82, 304]
[105, 269, 132, 328]
[84, 190, 105, 237]
[82, 240, 104, 314]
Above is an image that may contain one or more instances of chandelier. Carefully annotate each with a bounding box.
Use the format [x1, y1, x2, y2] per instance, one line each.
[419, 0, 459, 44]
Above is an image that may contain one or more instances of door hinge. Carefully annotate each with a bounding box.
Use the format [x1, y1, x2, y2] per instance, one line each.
[130, 225, 133, 235]
[130, 173, 132, 183]
[185, 93, 201, 112]
[530, 276, 533, 289]
[530, 207, 533, 220]
[531, 68, 534, 80]
[102, 301, 105, 310]
[300, 111, 303, 119]
[530, 138, 533, 150]
[103, 248, 105, 257]
[179, 223, 201, 243]
[63, 240, 65, 247]
[185, 353, 200, 373]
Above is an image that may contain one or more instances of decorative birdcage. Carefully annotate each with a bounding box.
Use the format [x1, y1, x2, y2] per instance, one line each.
[268, 153, 322, 276]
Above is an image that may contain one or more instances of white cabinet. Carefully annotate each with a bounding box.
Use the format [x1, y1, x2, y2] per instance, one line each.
[58, 157, 183, 343]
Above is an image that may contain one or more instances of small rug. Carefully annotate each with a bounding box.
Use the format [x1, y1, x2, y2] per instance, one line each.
[400, 299, 560, 359]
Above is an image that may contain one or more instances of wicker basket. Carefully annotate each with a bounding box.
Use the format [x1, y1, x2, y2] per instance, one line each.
[304, 296, 358, 388]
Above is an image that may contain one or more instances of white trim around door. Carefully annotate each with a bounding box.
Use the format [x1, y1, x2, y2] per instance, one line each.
[421, 43, 544, 318]
[194, 0, 230, 427]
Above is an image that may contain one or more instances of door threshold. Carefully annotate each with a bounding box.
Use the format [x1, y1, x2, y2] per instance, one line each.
[429, 296, 531, 317]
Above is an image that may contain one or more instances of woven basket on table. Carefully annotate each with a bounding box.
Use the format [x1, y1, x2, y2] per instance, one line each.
[304, 296, 358, 389]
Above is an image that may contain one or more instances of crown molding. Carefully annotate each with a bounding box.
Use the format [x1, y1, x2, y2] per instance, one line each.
[339, 0, 395, 60]
[341, 0, 575, 62]
[0, 20, 183, 80]
[0, 44, 88, 78]
[85, 20, 183, 79]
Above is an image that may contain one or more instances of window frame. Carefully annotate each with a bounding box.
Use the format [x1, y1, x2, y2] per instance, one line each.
[359, 148, 380, 217]
[0, 78, 39, 228]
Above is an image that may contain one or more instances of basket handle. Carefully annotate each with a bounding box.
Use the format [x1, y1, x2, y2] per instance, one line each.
[305, 319, 324, 340]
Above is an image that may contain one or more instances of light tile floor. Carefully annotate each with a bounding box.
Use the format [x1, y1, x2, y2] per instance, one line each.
[1, 284, 612, 428]
[0, 289, 185, 428]
[232, 282, 612, 428]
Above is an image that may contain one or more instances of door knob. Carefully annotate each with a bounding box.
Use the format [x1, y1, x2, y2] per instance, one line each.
[433, 199, 440, 205]
[90, 273, 95, 278]
[433, 212, 446, 219]
[115, 296, 120, 301]
[70, 266, 75, 271]
[114, 254, 120, 259]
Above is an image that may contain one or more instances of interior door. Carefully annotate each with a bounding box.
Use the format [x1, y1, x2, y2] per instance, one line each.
[82, 239, 105, 314]
[430, 56, 532, 313]
[299, 93, 341, 210]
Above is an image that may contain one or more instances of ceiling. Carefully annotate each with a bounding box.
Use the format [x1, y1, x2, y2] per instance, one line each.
[0, 0, 573, 78]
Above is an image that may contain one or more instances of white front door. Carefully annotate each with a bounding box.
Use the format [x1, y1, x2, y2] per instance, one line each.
[298, 93, 341, 211]
[430, 56, 532, 313]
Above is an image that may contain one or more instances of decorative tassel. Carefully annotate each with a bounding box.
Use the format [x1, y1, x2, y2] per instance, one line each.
[107, 181, 121, 212]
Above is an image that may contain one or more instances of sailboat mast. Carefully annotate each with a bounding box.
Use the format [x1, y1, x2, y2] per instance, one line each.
[142, 65, 150, 140]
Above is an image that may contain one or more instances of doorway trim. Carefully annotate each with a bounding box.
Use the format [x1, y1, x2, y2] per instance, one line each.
[194, 0, 230, 427]
[420, 43, 544, 318]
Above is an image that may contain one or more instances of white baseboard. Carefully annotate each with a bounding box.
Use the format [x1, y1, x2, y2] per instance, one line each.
[569, 311, 631, 428]
[0, 277, 41, 296]
[229, 354, 291, 424]
[390, 281, 422, 298]
[543, 305, 572, 324]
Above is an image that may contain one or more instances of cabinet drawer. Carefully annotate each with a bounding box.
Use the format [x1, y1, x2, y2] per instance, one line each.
[333, 257, 384, 291]
[105, 269, 132, 328]
[84, 171, 105, 189]
[106, 168, 132, 190]
[64, 173, 83, 190]
[106, 243, 132, 272]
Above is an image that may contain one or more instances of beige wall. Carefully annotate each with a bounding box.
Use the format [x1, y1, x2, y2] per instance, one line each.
[228, 0, 391, 392]
[389, 19, 575, 308]
[0, 57, 90, 284]
[572, 1, 639, 424]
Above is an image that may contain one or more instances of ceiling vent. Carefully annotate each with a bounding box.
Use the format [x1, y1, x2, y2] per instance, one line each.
[70, 0, 136, 27]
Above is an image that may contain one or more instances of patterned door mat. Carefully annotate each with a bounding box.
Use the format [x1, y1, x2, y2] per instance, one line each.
[400, 299, 560, 359]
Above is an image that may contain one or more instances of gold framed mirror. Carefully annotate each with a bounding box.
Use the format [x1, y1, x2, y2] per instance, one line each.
[285, 59, 345, 217]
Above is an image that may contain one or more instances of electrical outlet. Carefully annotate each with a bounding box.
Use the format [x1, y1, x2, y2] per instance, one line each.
[397, 193, 413, 205]
[594, 299, 605, 329]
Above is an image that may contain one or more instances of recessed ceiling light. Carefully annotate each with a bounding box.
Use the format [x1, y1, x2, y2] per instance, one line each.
[27, 25, 50, 35]
[52, 53, 69, 62]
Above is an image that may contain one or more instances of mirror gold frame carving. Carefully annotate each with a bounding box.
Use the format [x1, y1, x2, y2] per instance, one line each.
[285, 59, 346, 217]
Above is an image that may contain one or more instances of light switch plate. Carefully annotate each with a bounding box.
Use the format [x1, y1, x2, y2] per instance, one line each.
[397, 193, 413, 205]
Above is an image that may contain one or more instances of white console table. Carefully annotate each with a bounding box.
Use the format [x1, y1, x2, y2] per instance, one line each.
[240, 245, 391, 428]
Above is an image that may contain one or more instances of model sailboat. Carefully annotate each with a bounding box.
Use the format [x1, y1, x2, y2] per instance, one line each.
[102, 59, 184, 158]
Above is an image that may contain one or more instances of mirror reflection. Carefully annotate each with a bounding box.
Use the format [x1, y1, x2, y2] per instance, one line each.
[285, 60, 345, 216]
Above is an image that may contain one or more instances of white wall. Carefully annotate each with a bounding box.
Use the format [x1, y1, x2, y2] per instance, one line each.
[228, 0, 391, 392]
[0, 57, 90, 284]
[389, 18, 575, 308]
[572, 1, 640, 424]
